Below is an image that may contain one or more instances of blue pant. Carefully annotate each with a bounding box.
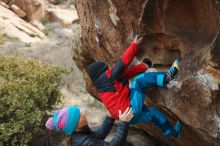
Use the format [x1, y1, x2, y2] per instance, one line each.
[130, 72, 175, 137]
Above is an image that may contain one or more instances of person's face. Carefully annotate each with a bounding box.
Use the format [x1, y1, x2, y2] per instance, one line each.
[76, 113, 88, 130]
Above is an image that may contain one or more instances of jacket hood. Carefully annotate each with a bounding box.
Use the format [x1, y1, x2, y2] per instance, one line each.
[87, 61, 108, 82]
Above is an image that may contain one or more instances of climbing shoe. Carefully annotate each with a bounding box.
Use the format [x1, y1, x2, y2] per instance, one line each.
[173, 121, 182, 139]
[167, 59, 179, 80]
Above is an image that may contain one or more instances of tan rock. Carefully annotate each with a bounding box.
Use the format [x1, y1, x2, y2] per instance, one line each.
[7, 0, 45, 21]
[1, 0, 9, 4]
[0, 1, 9, 9]
[0, 5, 46, 43]
[16, 20, 46, 39]
[30, 19, 45, 31]
[30, 0, 45, 21]
[46, 8, 78, 26]
[10, 4, 26, 18]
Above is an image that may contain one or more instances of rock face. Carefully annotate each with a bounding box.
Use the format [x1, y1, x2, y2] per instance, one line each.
[74, 0, 220, 146]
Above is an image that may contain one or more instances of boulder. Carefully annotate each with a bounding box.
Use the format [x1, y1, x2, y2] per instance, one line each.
[0, 5, 46, 43]
[30, 19, 45, 31]
[0, 1, 9, 9]
[73, 0, 220, 146]
[1, 0, 9, 4]
[10, 4, 26, 18]
[5, 0, 45, 21]
[46, 8, 79, 26]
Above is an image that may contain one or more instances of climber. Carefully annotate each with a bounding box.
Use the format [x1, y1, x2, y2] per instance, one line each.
[45, 106, 134, 146]
[87, 35, 182, 139]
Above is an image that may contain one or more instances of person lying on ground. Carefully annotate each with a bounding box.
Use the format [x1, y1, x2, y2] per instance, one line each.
[87, 35, 182, 139]
[46, 106, 134, 146]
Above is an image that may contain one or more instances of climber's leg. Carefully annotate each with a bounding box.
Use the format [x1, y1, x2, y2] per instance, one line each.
[131, 72, 167, 89]
[137, 106, 181, 137]
[130, 88, 144, 113]
[130, 87, 145, 125]
[131, 59, 180, 90]
[135, 106, 182, 138]
[130, 72, 166, 124]
[130, 59, 180, 97]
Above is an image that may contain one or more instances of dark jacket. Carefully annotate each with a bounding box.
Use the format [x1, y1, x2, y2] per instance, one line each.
[71, 116, 132, 146]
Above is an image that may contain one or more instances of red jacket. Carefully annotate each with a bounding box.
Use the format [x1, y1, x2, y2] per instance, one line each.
[87, 43, 147, 119]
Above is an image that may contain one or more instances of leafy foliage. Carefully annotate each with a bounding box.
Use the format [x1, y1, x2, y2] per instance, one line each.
[0, 56, 64, 146]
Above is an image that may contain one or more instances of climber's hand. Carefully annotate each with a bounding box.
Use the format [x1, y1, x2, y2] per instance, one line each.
[133, 35, 143, 45]
[119, 107, 133, 122]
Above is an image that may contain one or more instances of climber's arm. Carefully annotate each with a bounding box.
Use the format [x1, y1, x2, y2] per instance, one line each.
[122, 63, 147, 79]
[110, 36, 143, 80]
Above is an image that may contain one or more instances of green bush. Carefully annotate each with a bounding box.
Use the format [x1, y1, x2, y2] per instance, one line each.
[41, 17, 51, 25]
[0, 56, 64, 146]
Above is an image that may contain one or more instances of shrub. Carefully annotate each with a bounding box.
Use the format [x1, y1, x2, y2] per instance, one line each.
[41, 17, 51, 25]
[0, 56, 64, 146]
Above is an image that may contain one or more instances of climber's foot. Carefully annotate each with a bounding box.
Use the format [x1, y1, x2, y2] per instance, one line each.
[166, 59, 179, 81]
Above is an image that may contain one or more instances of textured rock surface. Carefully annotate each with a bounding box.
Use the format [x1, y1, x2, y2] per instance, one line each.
[74, 0, 220, 146]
